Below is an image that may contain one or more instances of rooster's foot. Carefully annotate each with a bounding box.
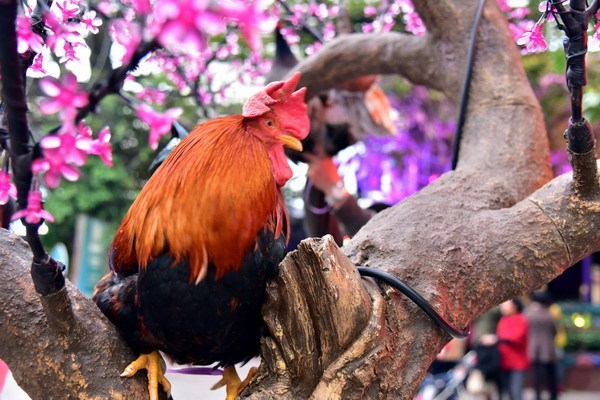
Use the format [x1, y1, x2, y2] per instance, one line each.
[120, 350, 171, 400]
[211, 365, 257, 400]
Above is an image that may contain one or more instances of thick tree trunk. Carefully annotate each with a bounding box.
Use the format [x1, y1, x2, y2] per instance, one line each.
[1, 0, 599, 399]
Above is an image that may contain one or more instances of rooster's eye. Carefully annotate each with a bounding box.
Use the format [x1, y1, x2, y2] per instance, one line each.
[266, 120, 274, 127]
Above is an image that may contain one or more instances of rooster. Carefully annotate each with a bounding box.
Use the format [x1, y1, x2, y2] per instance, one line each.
[93, 72, 308, 400]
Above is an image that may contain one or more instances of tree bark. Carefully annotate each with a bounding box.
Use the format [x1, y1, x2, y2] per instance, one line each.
[1, 0, 599, 399]
[0, 230, 168, 400]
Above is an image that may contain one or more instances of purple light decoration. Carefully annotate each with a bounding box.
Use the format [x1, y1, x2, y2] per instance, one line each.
[166, 367, 224, 375]
[339, 86, 456, 206]
[340, 85, 576, 207]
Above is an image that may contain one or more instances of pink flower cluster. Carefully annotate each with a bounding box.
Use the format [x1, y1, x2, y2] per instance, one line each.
[136, 103, 183, 150]
[15, 1, 105, 75]
[517, 23, 548, 53]
[39, 72, 88, 129]
[0, 171, 17, 206]
[359, 0, 422, 35]
[102, 0, 274, 65]
[16, 16, 43, 54]
[32, 121, 113, 189]
[11, 190, 55, 225]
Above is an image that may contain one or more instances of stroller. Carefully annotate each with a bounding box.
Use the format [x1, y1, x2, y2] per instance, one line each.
[415, 350, 478, 400]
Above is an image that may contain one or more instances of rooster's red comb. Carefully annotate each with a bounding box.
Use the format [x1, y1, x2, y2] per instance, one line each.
[242, 72, 305, 119]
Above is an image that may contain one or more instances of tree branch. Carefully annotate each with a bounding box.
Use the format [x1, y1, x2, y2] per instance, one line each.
[0, 230, 168, 400]
[75, 39, 159, 123]
[296, 32, 434, 99]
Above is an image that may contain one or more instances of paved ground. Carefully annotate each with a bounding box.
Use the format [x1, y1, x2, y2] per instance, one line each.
[2, 359, 599, 399]
[524, 388, 600, 400]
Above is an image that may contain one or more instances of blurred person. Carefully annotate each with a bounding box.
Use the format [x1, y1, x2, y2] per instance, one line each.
[430, 338, 467, 376]
[497, 299, 529, 400]
[524, 291, 559, 400]
[468, 307, 502, 400]
[303, 153, 376, 244]
[548, 301, 567, 392]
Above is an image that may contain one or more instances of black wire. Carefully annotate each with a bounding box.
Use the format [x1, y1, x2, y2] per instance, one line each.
[451, 0, 488, 170]
[356, 266, 470, 339]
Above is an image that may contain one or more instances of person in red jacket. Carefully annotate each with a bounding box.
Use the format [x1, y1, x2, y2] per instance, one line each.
[497, 299, 529, 400]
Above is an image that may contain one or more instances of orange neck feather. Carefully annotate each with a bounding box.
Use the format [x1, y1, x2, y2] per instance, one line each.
[112, 115, 288, 282]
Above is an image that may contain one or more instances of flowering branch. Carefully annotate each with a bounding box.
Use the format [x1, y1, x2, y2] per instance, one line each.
[0, 0, 66, 296]
[547, 0, 600, 197]
[275, 0, 324, 43]
[20, 0, 53, 72]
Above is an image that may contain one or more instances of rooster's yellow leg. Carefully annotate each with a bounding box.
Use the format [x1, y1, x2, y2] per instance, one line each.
[211, 366, 258, 400]
[120, 351, 171, 400]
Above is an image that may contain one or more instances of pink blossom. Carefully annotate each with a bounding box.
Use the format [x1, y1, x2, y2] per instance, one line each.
[311, 3, 329, 20]
[509, 7, 530, 19]
[97, 0, 112, 15]
[29, 53, 48, 75]
[538, 1, 550, 12]
[362, 23, 375, 33]
[109, 18, 142, 65]
[77, 120, 93, 139]
[39, 131, 91, 167]
[364, 5, 378, 17]
[11, 190, 55, 224]
[323, 22, 336, 40]
[0, 171, 17, 205]
[132, 0, 152, 14]
[89, 127, 113, 167]
[280, 26, 300, 45]
[517, 23, 548, 53]
[389, 2, 402, 15]
[80, 10, 103, 34]
[59, 41, 82, 64]
[39, 72, 89, 116]
[305, 42, 322, 56]
[32, 157, 81, 188]
[55, 0, 80, 22]
[509, 19, 534, 43]
[403, 11, 426, 35]
[136, 103, 183, 150]
[538, 1, 556, 21]
[44, 9, 81, 51]
[16, 16, 44, 54]
[154, 0, 225, 54]
[216, 45, 232, 59]
[197, 87, 213, 105]
[136, 88, 167, 105]
[396, 0, 416, 13]
[496, 0, 513, 12]
[592, 22, 600, 48]
[220, 1, 274, 53]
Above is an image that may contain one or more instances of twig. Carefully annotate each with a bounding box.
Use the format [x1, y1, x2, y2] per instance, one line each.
[0, 1, 37, 243]
[75, 39, 159, 122]
[275, 0, 325, 43]
[550, 0, 600, 196]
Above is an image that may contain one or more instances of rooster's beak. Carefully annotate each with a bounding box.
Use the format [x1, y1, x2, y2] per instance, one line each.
[277, 134, 303, 151]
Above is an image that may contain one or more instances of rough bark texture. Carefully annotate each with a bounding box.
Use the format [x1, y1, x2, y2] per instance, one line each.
[0, 231, 168, 400]
[1, 0, 599, 399]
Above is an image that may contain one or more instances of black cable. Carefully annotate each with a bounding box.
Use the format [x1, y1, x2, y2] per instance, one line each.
[357, 266, 470, 339]
[451, 0, 488, 170]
